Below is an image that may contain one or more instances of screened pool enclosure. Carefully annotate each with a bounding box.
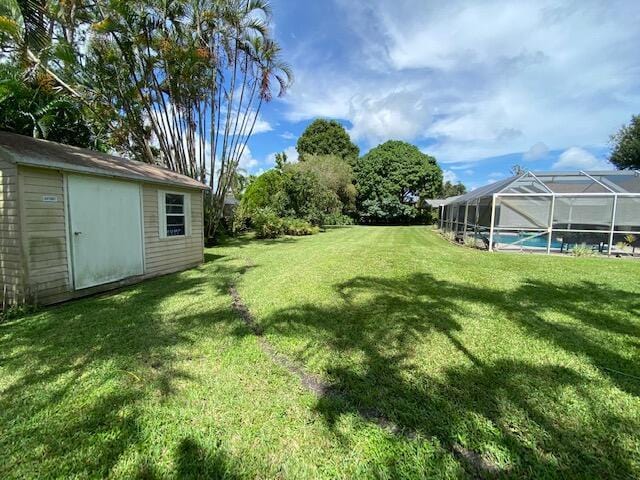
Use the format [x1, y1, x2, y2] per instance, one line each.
[440, 171, 640, 255]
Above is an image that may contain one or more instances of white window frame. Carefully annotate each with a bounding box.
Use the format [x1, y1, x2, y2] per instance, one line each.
[158, 190, 192, 239]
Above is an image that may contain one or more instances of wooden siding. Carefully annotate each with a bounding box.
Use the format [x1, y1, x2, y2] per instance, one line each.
[7, 165, 203, 306]
[18, 166, 70, 303]
[0, 157, 24, 303]
[143, 186, 203, 276]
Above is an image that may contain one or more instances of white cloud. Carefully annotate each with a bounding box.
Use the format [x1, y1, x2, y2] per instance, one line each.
[523, 142, 550, 161]
[348, 88, 430, 144]
[443, 169, 458, 183]
[552, 147, 611, 170]
[251, 115, 273, 134]
[239, 146, 259, 170]
[280, 0, 640, 164]
[280, 131, 296, 140]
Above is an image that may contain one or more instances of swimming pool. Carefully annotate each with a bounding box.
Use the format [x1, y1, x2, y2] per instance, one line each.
[492, 233, 562, 249]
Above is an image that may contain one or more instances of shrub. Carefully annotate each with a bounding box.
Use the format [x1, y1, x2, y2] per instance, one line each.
[322, 212, 354, 225]
[252, 208, 285, 239]
[241, 170, 287, 216]
[283, 218, 319, 236]
[443, 230, 456, 242]
[231, 203, 249, 235]
[571, 243, 594, 257]
[463, 235, 484, 249]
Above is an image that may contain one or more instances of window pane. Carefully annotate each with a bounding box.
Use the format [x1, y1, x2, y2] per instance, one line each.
[166, 204, 184, 214]
[167, 215, 185, 236]
[166, 194, 184, 206]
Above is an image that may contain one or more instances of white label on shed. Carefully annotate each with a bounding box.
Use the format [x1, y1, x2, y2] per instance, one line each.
[42, 195, 58, 203]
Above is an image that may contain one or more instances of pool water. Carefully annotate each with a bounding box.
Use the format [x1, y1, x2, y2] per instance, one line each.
[493, 233, 562, 249]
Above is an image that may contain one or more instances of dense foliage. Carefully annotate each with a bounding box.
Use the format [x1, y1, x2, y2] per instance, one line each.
[251, 208, 318, 238]
[237, 165, 343, 236]
[291, 154, 356, 214]
[296, 119, 359, 163]
[610, 115, 640, 170]
[354, 140, 442, 223]
[0, 65, 103, 149]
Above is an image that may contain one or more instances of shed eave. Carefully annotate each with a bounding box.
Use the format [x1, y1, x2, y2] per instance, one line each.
[12, 156, 209, 191]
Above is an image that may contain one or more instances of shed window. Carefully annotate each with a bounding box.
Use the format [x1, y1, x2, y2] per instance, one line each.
[159, 191, 191, 238]
[166, 194, 185, 236]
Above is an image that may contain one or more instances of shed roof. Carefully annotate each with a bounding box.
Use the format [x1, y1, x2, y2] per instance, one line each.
[0, 132, 207, 190]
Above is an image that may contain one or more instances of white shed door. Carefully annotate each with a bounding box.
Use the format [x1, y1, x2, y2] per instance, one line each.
[68, 175, 144, 289]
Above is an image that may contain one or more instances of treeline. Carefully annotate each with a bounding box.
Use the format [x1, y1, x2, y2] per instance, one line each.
[232, 119, 461, 238]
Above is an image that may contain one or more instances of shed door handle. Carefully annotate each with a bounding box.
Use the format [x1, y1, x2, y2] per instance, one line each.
[74, 231, 82, 235]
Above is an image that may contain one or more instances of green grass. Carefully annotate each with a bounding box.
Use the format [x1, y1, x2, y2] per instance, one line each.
[1, 226, 639, 479]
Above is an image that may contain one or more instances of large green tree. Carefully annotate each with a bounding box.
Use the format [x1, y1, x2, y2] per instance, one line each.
[610, 115, 640, 170]
[355, 140, 442, 223]
[439, 181, 466, 198]
[296, 119, 359, 163]
[291, 154, 356, 213]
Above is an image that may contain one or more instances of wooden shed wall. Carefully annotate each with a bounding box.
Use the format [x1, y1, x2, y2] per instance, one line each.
[13, 166, 203, 305]
[18, 166, 70, 303]
[142, 185, 204, 276]
[0, 157, 24, 303]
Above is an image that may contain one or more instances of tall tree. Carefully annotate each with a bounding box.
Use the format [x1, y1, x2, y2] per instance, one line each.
[86, 0, 292, 238]
[354, 141, 442, 223]
[440, 181, 466, 198]
[610, 115, 640, 170]
[296, 118, 359, 163]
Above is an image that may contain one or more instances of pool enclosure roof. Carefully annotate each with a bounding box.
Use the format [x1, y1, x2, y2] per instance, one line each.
[444, 170, 640, 205]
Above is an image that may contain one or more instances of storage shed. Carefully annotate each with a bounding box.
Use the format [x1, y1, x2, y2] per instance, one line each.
[0, 132, 207, 306]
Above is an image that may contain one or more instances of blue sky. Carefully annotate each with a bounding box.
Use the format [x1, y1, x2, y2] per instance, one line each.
[240, 0, 640, 190]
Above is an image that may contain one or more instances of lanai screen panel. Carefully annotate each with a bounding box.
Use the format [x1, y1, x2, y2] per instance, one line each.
[615, 197, 640, 232]
[495, 196, 552, 229]
[552, 196, 615, 231]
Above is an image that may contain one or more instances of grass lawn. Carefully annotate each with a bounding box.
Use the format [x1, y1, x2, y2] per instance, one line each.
[1, 226, 639, 479]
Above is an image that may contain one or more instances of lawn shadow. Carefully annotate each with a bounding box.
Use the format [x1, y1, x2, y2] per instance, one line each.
[213, 233, 300, 250]
[0, 258, 250, 478]
[174, 437, 240, 480]
[260, 273, 640, 477]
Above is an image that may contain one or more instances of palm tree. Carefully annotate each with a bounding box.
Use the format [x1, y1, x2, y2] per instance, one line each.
[0, 0, 84, 96]
[87, 0, 291, 237]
